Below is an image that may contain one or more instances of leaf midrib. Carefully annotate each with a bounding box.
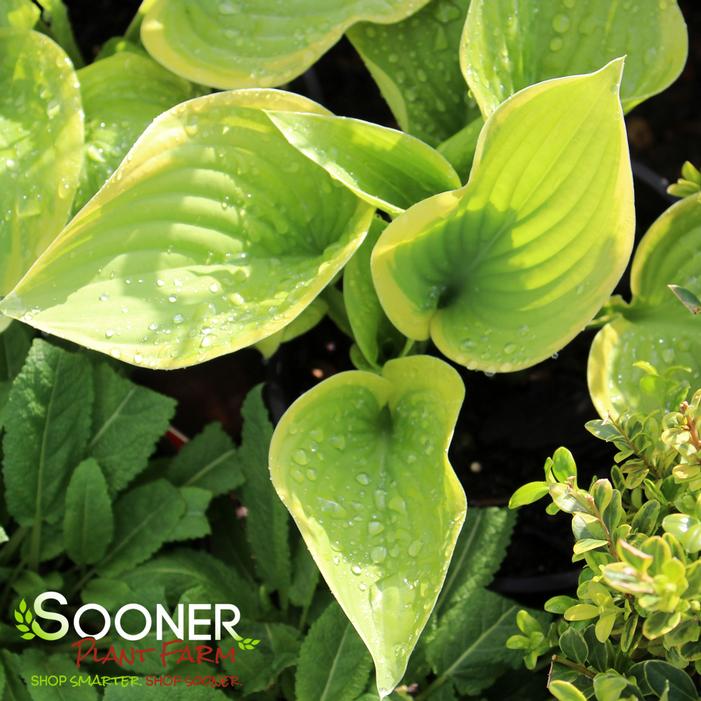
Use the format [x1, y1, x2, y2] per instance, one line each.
[88, 387, 136, 451]
[319, 622, 352, 701]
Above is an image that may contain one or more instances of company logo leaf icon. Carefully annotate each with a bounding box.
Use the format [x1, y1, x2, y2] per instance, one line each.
[14, 598, 36, 640]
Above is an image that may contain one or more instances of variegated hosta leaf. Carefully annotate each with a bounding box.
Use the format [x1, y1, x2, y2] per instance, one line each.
[462, 0, 688, 117]
[371, 60, 634, 373]
[268, 111, 460, 215]
[270, 355, 466, 698]
[347, 0, 479, 147]
[74, 49, 201, 212]
[0, 29, 83, 295]
[0, 90, 374, 369]
[589, 196, 701, 418]
[140, 0, 432, 90]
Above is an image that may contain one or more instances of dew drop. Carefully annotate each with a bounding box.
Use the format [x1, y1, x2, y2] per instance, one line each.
[356, 473, 370, 486]
[351, 565, 362, 575]
[293, 449, 309, 465]
[104, 329, 114, 338]
[552, 14, 570, 32]
[371, 546, 387, 564]
[368, 521, 384, 536]
[408, 540, 423, 557]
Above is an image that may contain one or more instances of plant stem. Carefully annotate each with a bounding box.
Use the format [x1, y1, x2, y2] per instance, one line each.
[550, 654, 595, 678]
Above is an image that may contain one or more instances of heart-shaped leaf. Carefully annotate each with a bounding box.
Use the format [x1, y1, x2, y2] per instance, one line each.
[0, 29, 83, 295]
[74, 49, 200, 211]
[588, 196, 701, 418]
[268, 111, 460, 215]
[347, 0, 478, 147]
[270, 355, 466, 697]
[371, 60, 634, 372]
[0, 89, 374, 368]
[462, 0, 688, 117]
[140, 0, 431, 89]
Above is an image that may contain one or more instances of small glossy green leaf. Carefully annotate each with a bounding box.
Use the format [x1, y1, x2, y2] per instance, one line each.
[589, 197, 701, 418]
[372, 61, 634, 372]
[668, 284, 701, 315]
[63, 459, 113, 565]
[2, 340, 92, 525]
[0, 90, 374, 368]
[347, 0, 479, 147]
[1, 1, 39, 29]
[549, 681, 587, 701]
[509, 481, 549, 509]
[344, 217, 405, 368]
[141, 0, 431, 89]
[630, 660, 698, 701]
[268, 111, 460, 215]
[270, 355, 466, 697]
[462, 0, 688, 116]
[169, 422, 242, 496]
[74, 50, 200, 211]
[0, 29, 83, 294]
[96, 480, 185, 577]
[559, 628, 588, 665]
[296, 602, 373, 701]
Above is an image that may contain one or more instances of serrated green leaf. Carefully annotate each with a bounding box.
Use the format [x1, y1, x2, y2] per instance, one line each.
[168, 422, 242, 496]
[589, 196, 701, 418]
[426, 588, 523, 697]
[104, 685, 227, 700]
[344, 217, 405, 368]
[220, 622, 301, 695]
[268, 111, 460, 215]
[0, 322, 32, 383]
[88, 362, 175, 494]
[434, 507, 515, 616]
[270, 355, 466, 697]
[167, 486, 213, 542]
[240, 385, 291, 595]
[2, 340, 92, 534]
[96, 479, 185, 577]
[462, 0, 688, 116]
[63, 458, 113, 565]
[17, 649, 98, 701]
[289, 538, 320, 612]
[140, 0, 431, 89]
[81, 578, 133, 611]
[0, 651, 32, 701]
[124, 549, 258, 617]
[296, 602, 373, 701]
[74, 49, 199, 211]
[0, 90, 373, 369]
[0, 29, 83, 294]
[372, 61, 634, 372]
[348, 0, 478, 147]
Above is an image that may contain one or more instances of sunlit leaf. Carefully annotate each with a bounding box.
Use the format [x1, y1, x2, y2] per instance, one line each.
[0, 89, 374, 369]
[0, 29, 83, 295]
[141, 0, 431, 89]
[0, 0, 39, 30]
[74, 49, 200, 211]
[344, 217, 405, 368]
[589, 196, 701, 418]
[268, 111, 460, 215]
[270, 355, 466, 697]
[372, 61, 634, 372]
[347, 0, 478, 147]
[462, 0, 688, 116]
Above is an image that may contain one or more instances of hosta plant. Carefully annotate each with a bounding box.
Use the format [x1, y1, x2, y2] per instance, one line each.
[0, 0, 693, 697]
[508, 382, 701, 700]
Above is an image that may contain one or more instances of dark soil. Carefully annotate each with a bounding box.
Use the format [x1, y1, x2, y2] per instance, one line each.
[65, 0, 700, 605]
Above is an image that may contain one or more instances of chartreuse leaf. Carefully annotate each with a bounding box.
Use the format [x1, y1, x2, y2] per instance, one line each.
[0, 29, 83, 295]
[268, 110, 460, 216]
[270, 355, 466, 697]
[372, 61, 634, 373]
[2, 340, 92, 570]
[462, 0, 688, 117]
[240, 385, 291, 596]
[96, 479, 185, 577]
[348, 0, 478, 147]
[0, 90, 374, 369]
[296, 602, 373, 701]
[88, 362, 175, 494]
[34, 0, 83, 68]
[169, 422, 242, 496]
[63, 459, 113, 565]
[0, 1, 39, 29]
[589, 196, 701, 418]
[344, 217, 405, 368]
[74, 50, 200, 211]
[140, 0, 431, 90]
